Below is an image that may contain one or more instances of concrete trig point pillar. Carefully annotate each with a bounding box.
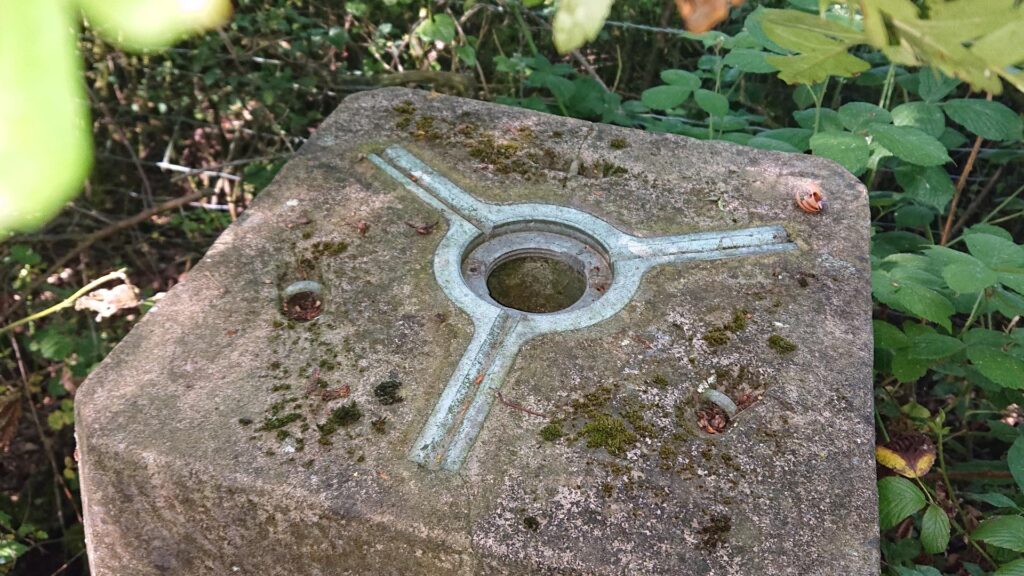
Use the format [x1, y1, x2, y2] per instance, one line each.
[77, 88, 879, 575]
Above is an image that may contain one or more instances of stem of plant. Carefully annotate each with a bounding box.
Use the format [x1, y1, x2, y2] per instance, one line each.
[941, 133, 984, 245]
[0, 269, 128, 336]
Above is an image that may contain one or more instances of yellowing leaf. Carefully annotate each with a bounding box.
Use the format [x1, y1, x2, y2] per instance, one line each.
[876, 433, 936, 478]
[80, 0, 232, 51]
[552, 0, 614, 54]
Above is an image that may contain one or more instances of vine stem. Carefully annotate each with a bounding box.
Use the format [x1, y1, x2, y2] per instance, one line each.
[941, 93, 992, 245]
[0, 269, 128, 336]
[941, 134, 984, 245]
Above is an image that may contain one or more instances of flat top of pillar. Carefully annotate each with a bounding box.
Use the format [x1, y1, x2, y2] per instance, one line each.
[78, 88, 878, 575]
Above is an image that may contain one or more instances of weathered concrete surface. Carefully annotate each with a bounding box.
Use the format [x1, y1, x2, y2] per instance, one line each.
[77, 87, 878, 575]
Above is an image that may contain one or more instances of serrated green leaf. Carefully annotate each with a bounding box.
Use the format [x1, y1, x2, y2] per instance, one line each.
[659, 69, 701, 90]
[894, 205, 936, 228]
[760, 8, 864, 47]
[1000, 271, 1024, 296]
[965, 234, 1024, 269]
[722, 49, 777, 73]
[894, 165, 956, 213]
[971, 21, 1024, 68]
[918, 68, 960, 103]
[766, 51, 871, 85]
[973, 515, 1024, 551]
[967, 346, 1024, 389]
[640, 85, 692, 111]
[892, 102, 946, 139]
[869, 125, 951, 167]
[943, 99, 1023, 142]
[896, 283, 954, 331]
[694, 89, 729, 117]
[908, 333, 964, 360]
[758, 128, 812, 151]
[879, 476, 927, 530]
[415, 14, 456, 43]
[1009, 436, 1024, 498]
[965, 492, 1020, 509]
[874, 320, 909, 349]
[943, 258, 998, 294]
[995, 558, 1024, 576]
[793, 108, 844, 132]
[838, 101, 892, 132]
[921, 504, 951, 554]
[810, 131, 869, 175]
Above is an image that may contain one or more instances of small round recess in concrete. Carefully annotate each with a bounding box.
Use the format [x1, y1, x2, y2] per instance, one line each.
[76, 88, 878, 576]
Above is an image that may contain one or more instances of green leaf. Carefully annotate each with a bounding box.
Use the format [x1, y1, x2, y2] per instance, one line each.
[809, 131, 869, 175]
[895, 283, 954, 332]
[874, 320, 909, 349]
[745, 137, 801, 153]
[869, 125, 951, 167]
[793, 108, 844, 132]
[942, 258, 998, 294]
[0, 540, 28, 566]
[920, 504, 951, 554]
[908, 334, 964, 360]
[995, 559, 1024, 576]
[1008, 435, 1024, 498]
[415, 14, 456, 43]
[641, 85, 692, 111]
[552, 0, 614, 53]
[1, 1, 93, 235]
[917, 68, 960, 103]
[965, 492, 1020, 509]
[766, 51, 871, 85]
[967, 346, 1024, 389]
[758, 128, 812, 151]
[659, 69, 701, 90]
[943, 99, 1023, 142]
[965, 234, 1024, 269]
[694, 89, 729, 117]
[892, 102, 946, 139]
[838, 101, 892, 132]
[893, 350, 930, 382]
[722, 49, 777, 73]
[455, 46, 477, 66]
[759, 8, 865, 47]
[879, 476, 927, 530]
[80, 0, 232, 50]
[894, 165, 956, 213]
[529, 72, 575, 102]
[972, 515, 1024, 551]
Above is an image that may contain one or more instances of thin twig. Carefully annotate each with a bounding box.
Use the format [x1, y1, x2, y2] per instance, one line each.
[948, 165, 1005, 239]
[0, 270, 128, 336]
[0, 190, 206, 325]
[8, 334, 83, 527]
[496, 391, 547, 418]
[941, 134, 984, 245]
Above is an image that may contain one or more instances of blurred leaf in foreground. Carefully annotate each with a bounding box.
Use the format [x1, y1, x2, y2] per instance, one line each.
[0, 0, 91, 236]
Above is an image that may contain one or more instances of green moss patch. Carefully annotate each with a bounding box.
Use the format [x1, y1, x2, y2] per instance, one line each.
[768, 334, 798, 354]
[539, 422, 565, 442]
[581, 414, 637, 456]
[317, 401, 362, 444]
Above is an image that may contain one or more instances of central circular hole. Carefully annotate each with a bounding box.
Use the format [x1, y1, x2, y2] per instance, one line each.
[486, 255, 587, 313]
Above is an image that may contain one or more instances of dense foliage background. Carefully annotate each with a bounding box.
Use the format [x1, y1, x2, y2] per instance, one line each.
[1, 1, 1022, 574]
